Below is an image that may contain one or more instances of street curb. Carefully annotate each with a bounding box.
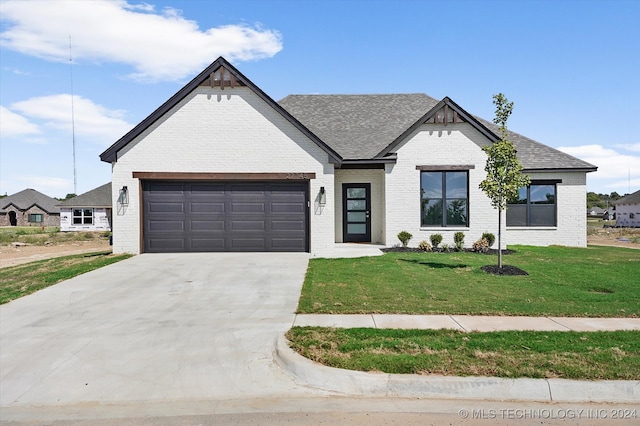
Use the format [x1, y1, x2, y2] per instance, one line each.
[274, 335, 640, 403]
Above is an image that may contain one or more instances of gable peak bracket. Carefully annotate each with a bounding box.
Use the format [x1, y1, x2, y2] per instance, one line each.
[203, 66, 243, 89]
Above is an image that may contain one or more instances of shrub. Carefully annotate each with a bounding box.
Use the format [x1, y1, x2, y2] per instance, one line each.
[441, 243, 452, 252]
[430, 233, 443, 248]
[481, 232, 495, 247]
[454, 232, 465, 251]
[418, 240, 432, 251]
[472, 238, 490, 253]
[397, 231, 413, 247]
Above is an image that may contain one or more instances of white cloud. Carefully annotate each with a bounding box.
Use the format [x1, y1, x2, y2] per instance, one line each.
[10, 94, 133, 146]
[614, 143, 640, 152]
[11, 175, 69, 196]
[0, 0, 283, 82]
[558, 144, 640, 193]
[0, 106, 41, 136]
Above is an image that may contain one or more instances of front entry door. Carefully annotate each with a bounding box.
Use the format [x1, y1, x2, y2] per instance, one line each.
[343, 183, 371, 243]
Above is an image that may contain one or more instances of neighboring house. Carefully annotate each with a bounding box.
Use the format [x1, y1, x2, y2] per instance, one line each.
[58, 183, 112, 232]
[99, 57, 597, 255]
[614, 190, 640, 227]
[0, 188, 60, 227]
[587, 207, 605, 217]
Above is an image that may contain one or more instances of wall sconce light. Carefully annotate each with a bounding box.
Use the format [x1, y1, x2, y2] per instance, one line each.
[118, 185, 129, 206]
[319, 186, 326, 206]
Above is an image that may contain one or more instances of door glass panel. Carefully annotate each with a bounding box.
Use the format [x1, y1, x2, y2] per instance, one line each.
[347, 212, 366, 222]
[347, 199, 366, 210]
[347, 224, 366, 234]
[347, 188, 366, 198]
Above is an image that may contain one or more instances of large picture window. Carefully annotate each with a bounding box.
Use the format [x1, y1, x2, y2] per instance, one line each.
[507, 183, 557, 226]
[421, 171, 469, 227]
[73, 208, 93, 225]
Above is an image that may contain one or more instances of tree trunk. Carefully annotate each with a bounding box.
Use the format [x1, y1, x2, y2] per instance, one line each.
[498, 207, 503, 269]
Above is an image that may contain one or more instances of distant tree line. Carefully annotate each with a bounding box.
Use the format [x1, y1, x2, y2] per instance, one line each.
[587, 192, 625, 209]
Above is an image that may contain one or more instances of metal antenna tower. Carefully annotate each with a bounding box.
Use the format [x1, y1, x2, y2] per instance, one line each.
[69, 35, 77, 195]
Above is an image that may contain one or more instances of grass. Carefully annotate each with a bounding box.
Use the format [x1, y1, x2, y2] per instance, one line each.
[286, 327, 640, 380]
[298, 245, 640, 317]
[0, 226, 111, 246]
[0, 251, 133, 304]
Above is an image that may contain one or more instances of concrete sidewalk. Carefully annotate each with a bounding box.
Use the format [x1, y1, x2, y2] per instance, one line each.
[293, 314, 640, 332]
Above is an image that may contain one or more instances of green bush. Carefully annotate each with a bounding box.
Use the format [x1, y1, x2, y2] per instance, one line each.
[397, 231, 413, 247]
[481, 232, 495, 247]
[454, 232, 465, 251]
[429, 233, 443, 248]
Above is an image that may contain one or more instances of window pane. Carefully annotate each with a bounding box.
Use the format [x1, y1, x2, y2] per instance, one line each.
[506, 204, 527, 226]
[530, 205, 555, 226]
[530, 185, 555, 204]
[73, 209, 82, 217]
[347, 200, 366, 210]
[83, 209, 93, 216]
[347, 212, 366, 222]
[347, 224, 366, 234]
[421, 199, 443, 226]
[84, 217, 93, 225]
[446, 172, 467, 198]
[446, 199, 467, 226]
[421, 172, 442, 199]
[509, 187, 528, 204]
[346, 188, 366, 198]
[73, 217, 82, 224]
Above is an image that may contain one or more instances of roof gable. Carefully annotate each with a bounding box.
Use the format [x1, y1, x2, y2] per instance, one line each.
[58, 183, 112, 208]
[376, 97, 499, 158]
[0, 188, 59, 213]
[100, 57, 341, 164]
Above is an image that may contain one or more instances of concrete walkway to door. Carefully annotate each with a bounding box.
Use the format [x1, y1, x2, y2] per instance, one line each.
[0, 252, 328, 407]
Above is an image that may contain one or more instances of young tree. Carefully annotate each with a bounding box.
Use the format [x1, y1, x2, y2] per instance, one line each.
[479, 93, 530, 269]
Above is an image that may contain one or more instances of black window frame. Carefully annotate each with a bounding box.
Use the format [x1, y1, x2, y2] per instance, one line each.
[420, 170, 470, 227]
[28, 213, 43, 223]
[72, 208, 94, 225]
[506, 180, 559, 227]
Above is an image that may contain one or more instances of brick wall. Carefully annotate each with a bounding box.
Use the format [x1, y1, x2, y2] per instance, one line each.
[110, 86, 335, 254]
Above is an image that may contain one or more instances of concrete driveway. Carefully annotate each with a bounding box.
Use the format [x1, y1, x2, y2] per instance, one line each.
[0, 252, 324, 407]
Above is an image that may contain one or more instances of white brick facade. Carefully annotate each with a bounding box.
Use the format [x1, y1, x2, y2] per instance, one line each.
[111, 86, 335, 254]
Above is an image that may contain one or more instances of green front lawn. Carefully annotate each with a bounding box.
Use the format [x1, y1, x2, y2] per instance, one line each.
[0, 251, 133, 304]
[287, 327, 640, 380]
[298, 245, 640, 317]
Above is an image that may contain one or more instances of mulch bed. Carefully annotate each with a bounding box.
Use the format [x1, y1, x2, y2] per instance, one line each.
[481, 264, 529, 276]
[381, 247, 515, 255]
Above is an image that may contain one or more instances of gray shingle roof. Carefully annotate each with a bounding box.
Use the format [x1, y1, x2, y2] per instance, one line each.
[0, 188, 60, 213]
[614, 189, 640, 205]
[279, 94, 440, 159]
[58, 183, 112, 208]
[279, 94, 596, 171]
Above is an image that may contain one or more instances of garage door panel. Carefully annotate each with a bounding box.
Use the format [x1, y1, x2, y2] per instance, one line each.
[191, 220, 225, 231]
[143, 181, 308, 252]
[231, 202, 265, 213]
[190, 202, 225, 213]
[148, 220, 185, 231]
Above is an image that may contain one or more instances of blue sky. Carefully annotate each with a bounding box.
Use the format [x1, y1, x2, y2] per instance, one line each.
[1, 0, 638, 198]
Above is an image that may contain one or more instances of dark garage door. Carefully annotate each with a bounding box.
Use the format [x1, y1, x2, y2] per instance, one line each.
[142, 181, 308, 252]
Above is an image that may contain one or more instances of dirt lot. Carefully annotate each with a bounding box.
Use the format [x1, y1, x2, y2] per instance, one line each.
[0, 238, 111, 268]
[1, 226, 637, 269]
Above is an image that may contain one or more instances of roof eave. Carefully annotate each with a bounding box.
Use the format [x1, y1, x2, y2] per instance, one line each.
[522, 167, 598, 173]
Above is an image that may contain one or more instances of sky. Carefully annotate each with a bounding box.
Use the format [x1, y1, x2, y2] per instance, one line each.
[1, 0, 639, 199]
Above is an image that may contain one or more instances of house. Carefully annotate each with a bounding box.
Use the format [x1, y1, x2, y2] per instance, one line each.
[99, 57, 597, 255]
[58, 183, 112, 232]
[587, 207, 605, 217]
[0, 188, 60, 227]
[614, 190, 640, 228]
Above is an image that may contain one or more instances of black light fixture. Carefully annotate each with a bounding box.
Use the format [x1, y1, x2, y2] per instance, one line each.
[319, 186, 326, 206]
[119, 185, 129, 206]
